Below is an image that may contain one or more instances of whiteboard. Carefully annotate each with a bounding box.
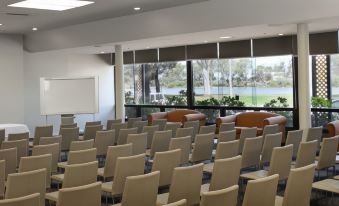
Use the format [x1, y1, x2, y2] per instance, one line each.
[40, 77, 99, 115]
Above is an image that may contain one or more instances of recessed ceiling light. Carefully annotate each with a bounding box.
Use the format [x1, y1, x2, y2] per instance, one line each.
[100, 51, 105, 54]
[134, 7, 141, 11]
[204, 40, 209, 43]
[220, 36, 232, 39]
[146, 46, 150, 49]
[278, 33, 284, 36]
[9, 0, 94, 11]
[0, 24, 2, 26]
[32, 27, 38, 31]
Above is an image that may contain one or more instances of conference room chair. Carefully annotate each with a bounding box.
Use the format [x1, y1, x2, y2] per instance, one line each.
[151, 149, 181, 187]
[261, 133, 282, 165]
[32, 143, 60, 173]
[218, 130, 236, 143]
[60, 127, 79, 151]
[70, 139, 94, 151]
[33, 125, 53, 146]
[82, 125, 103, 140]
[241, 136, 263, 169]
[199, 124, 216, 135]
[0, 148, 17, 177]
[175, 127, 193, 139]
[126, 133, 147, 155]
[0, 129, 4, 147]
[1, 139, 28, 167]
[60, 123, 77, 129]
[5, 168, 46, 206]
[276, 164, 316, 206]
[152, 119, 167, 131]
[218, 122, 236, 133]
[61, 116, 75, 125]
[94, 130, 115, 156]
[183, 121, 200, 142]
[147, 130, 172, 158]
[106, 119, 122, 130]
[112, 171, 160, 206]
[315, 136, 338, 177]
[190, 133, 214, 163]
[238, 128, 257, 154]
[200, 185, 239, 206]
[169, 136, 191, 165]
[142, 125, 159, 149]
[285, 130, 303, 159]
[293, 140, 317, 168]
[117, 128, 138, 145]
[18, 154, 52, 188]
[58, 148, 97, 169]
[7, 132, 29, 141]
[111, 123, 128, 145]
[312, 179, 339, 198]
[242, 174, 279, 206]
[0, 193, 40, 206]
[101, 154, 145, 203]
[47, 162, 98, 204]
[39, 135, 62, 149]
[262, 124, 280, 139]
[133, 120, 148, 133]
[127, 117, 142, 128]
[0, 160, 5, 198]
[85, 121, 101, 126]
[57, 182, 102, 206]
[241, 145, 293, 181]
[165, 123, 182, 138]
[97, 144, 133, 181]
[157, 163, 203, 206]
[162, 199, 187, 206]
[304, 126, 322, 150]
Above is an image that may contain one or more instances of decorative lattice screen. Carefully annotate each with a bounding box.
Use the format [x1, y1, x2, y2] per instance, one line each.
[314, 55, 328, 98]
[135, 66, 143, 104]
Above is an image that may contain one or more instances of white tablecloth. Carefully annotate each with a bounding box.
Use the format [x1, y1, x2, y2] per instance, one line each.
[0, 124, 30, 139]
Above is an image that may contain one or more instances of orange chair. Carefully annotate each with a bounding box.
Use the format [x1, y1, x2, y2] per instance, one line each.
[148, 109, 206, 126]
[327, 120, 339, 151]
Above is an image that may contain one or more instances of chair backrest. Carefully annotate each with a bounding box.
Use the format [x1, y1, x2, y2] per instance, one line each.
[70, 139, 94, 151]
[201, 185, 239, 206]
[142, 125, 159, 149]
[61, 116, 75, 125]
[126, 133, 147, 155]
[33, 125, 53, 145]
[39, 136, 62, 149]
[305, 127, 322, 150]
[120, 171, 160, 206]
[1, 139, 28, 166]
[215, 140, 239, 160]
[191, 133, 214, 162]
[57, 182, 101, 206]
[261, 132, 282, 164]
[162, 199, 187, 206]
[32, 143, 60, 173]
[176, 127, 193, 139]
[184, 121, 200, 142]
[5, 168, 46, 206]
[0, 129, 4, 146]
[242, 174, 279, 206]
[165, 123, 182, 137]
[68, 148, 97, 165]
[168, 164, 203, 206]
[103, 144, 133, 178]
[60, 127, 79, 151]
[127, 117, 142, 128]
[239, 128, 257, 153]
[112, 154, 145, 195]
[281, 164, 316, 206]
[199, 124, 216, 135]
[7, 132, 29, 141]
[317, 136, 339, 170]
[0, 160, 5, 198]
[285, 130, 303, 158]
[241, 136, 263, 169]
[169, 136, 191, 165]
[94, 130, 115, 156]
[111, 123, 128, 144]
[295, 140, 317, 168]
[60, 123, 77, 130]
[106, 119, 122, 130]
[268, 145, 293, 180]
[83, 125, 103, 140]
[219, 122, 235, 133]
[85, 121, 101, 126]
[150, 130, 172, 157]
[218, 130, 236, 143]
[209, 156, 242, 191]
[117, 128, 138, 145]
[262, 124, 280, 138]
[133, 121, 148, 133]
[151, 149, 181, 187]
[63, 161, 98, 188]
[0, 148, 17, 177]
[152, 119, 167, 131]
[0, 193, 40, 206]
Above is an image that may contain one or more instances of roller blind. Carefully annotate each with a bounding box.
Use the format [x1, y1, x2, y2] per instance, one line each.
[219, 40, 251, 58]
[309, 31, 339, 55]
[159, 46, 186, 62]
[111, 51, 134, 65]
[253, 36, 294, 57]
[135, 49, 158, 63]
[187, 43, 218, 59]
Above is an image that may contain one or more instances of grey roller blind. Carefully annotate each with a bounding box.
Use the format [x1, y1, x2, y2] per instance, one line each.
[98, 53, 113, 65]
[111, 51, 134, 65]
[187, 43, 218, 59]
[135, 49, 158, 63]
[219, 40, 251, 58]
[309, 31, 339, 55]
[253, 36, 294, 57]
[159, 46, 186, 62]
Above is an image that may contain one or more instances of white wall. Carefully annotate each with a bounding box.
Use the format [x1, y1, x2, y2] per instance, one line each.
[0, 34, 24, 124]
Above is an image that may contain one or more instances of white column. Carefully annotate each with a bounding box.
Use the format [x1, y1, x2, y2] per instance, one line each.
[115, 45, 125, 120]
[297, 23, 311, 130]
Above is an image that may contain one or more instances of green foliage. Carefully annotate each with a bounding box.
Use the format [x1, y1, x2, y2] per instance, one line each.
[311, 97, 331, 108]
[125, 91, 134, 104]
[165, 95, 187, 105]
[195, 97, 220, 106]
[263, 97, 289, 108]
[219, 96, 245, 107]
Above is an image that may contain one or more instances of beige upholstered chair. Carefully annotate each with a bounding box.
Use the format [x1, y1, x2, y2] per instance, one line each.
[1, 139, 28, 166]
[239, 128, 257, 153]
[0, 193, 40, 206]
[162, 199, 187, 206]
[261, 133, 282, 164]
[57, 182, 101, 206]
[60, 123, 77, 131]
[58, 148, 97, 169]
[83, 125, 103, 140]
[151, 149, 181, 187]
[85, 121, 101, 126]
[5, 168, 46, 206]
[241, 136, 263, 169]
[219, 122, 235, 133]
[117, 128, 138, 145]
[107, 119, 122, 130]
[7, 132, 29, 141]
[169, 136, 191, 165]
[39, 136, 62, 149]
[32, 143, 60, 173]
[70, 139, 94, 151]
[157, 164, 203, 206]
[152, 119, 167, 131]
[94, 130, 115, 156]
[165, 123, 182, 137]
[61, 116, 75, 125]
[285, 130, 303, 158]
[0, 129, 4, 147]
[304, 127, 322, 150]
[127, 117, 142, 128]
[262, 124, 280, 138]
[33, 125, 53, 145]
[0, 148, 17, 177]
[316, 136, 338, 173]
[200, 185, 239, 206]
[218, 130, 236, 143]
[18, 154, 52, 187]
[142, 125, 159, 149]
[184, 121, 199, 142]
[0, 160, 5, 198]
[148, 130, 172, 158]
[294, 140, 317, 168]
[190, 133, 214, 163]
[113, 171, 160, 206]
[111, 123, 128, 145]
[126, 133, 147, 155]
[275, 164, 316, 206]
[97, 144, 133, 180]
[133, 121, 148, 133]
[60, 127, 79, 151]
[199, 124, 216, 135]
[176, 127, 193, 139]
[242, 174, 279, 206]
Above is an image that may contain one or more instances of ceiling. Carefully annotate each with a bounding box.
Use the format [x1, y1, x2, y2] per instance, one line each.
[0, 0, 207, 34]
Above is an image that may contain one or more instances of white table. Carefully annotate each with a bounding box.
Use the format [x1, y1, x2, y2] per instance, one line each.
[0, 124, 30, 139]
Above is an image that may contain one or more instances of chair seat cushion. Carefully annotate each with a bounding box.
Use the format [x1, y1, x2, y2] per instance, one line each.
[51, 174, 64, 182]
[240, 170, 268, 180]
[200, 183, 209, 195]
[97, 168, 104, 177]
[275, 196, 283, 206]
[101, 181, 113, 193]
[157, 192, 169, 205]
[57, 161, 68, 169]
[203, 163, 214, 173]
[312, 179, 339, 193]
[45, 191, 59, 202]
